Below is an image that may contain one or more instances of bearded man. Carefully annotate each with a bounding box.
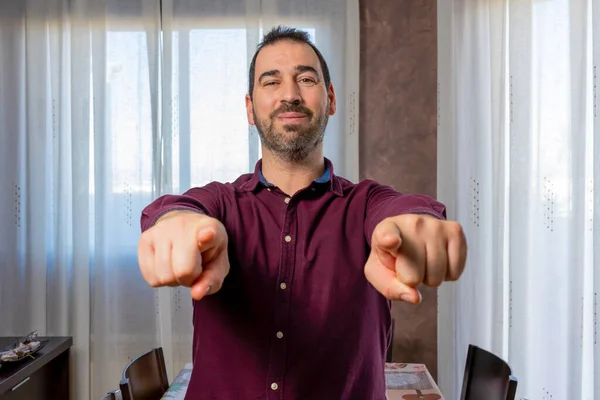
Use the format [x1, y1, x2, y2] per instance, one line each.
[138, 26, 467, 400]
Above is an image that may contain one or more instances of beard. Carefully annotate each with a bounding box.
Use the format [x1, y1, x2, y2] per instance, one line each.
[253, 102, 329, 163]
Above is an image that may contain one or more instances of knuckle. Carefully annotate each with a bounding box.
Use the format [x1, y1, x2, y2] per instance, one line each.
[140, 268, 158, 287]
[173, 262, 197, 285]
[446, 265, 464, 282]
[375, 227, 388, 242]
[396, 214, 424, 234]
[452, 264, 466, 280]
[424, 274, 443, 287]
[139, 231, 151, 246]
[411, 213, 424, 225]
[402, 275, 421, 287]
[156, 270, 174, 286]
[148, 279, 161, 288]
[447, 221, 465, 238]
[407, 214, 423, 229]
[431, 220, 445, 235]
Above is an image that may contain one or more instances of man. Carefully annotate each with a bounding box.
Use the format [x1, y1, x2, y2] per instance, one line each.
[138, 26, 467, 400]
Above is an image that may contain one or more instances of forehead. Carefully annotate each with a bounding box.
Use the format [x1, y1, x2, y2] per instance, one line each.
[254, 40, 322, 76]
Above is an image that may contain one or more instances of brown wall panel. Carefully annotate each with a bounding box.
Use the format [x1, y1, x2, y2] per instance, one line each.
[359, 0, 438, 380]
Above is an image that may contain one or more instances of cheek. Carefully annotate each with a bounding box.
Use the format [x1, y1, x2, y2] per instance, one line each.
[255, 98, 276, 118]
[304, 91, 328, 112]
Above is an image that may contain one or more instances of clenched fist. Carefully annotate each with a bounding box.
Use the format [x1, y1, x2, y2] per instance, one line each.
[364, 214, 467, 304]
[137, 210, 230, 300]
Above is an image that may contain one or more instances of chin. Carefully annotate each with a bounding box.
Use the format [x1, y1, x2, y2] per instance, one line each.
[280, 127, 304, 136]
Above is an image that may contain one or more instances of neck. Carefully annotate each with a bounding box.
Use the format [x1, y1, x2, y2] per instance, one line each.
[260, 147, 325, 196]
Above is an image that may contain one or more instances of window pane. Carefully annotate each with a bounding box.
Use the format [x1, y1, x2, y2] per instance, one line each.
[188, 29, 249, 186]
[106, 31, 153, 193]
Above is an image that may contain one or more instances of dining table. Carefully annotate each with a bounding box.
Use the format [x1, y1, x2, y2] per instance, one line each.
[160, 362, 444, 399]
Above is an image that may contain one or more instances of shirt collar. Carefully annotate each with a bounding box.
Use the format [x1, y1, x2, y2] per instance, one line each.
[241, 158, 343, 196]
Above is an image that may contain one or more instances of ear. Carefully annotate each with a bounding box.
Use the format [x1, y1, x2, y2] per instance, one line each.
[327, 83, 337, 116]
[245, 94, 255, 126]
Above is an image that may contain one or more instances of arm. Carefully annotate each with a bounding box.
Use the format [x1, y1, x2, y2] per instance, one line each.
[363, 183, 466, 304]
[141, 182, 224, 232]
[138, 182, 230, 300]
[364, 183, 446, 246]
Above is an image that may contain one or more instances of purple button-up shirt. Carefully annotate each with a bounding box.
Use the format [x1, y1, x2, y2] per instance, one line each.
[140, 159, 446, 400]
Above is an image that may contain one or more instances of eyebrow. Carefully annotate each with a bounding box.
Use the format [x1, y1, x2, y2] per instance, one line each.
[295, 65, 319, 76]
[258, 65, 321, 84]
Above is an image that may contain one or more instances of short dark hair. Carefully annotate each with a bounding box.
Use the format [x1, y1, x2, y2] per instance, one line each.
[248, 26, 331, 99]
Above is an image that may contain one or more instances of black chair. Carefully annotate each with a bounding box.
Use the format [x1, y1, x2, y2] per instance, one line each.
[507, 376, 518, 400]
[119, 348, 169, 400]
[460, 344, 518, 400]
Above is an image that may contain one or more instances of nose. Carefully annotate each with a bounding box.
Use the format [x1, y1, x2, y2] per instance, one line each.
[280, 80, 302, 105]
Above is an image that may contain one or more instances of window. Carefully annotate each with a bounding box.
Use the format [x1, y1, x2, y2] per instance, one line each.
[104, 26, 316, 194]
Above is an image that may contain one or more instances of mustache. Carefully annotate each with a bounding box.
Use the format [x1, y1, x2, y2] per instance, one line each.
[270, 104, 314, 119]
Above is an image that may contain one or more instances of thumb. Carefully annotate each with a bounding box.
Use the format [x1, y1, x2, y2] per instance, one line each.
[190, 226, 230, 300]
[364, 250, 421, 304]
[373, 219, 403, 269]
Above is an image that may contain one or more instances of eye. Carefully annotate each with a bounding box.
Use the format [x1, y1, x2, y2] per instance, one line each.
[299, 77, 316, 84]
[264, 81, 279, 86]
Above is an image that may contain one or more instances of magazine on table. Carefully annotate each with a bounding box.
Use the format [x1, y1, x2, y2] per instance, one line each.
[384, 363, 444, 400]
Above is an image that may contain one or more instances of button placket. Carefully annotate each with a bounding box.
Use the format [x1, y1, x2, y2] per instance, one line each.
[267, 201, 297, 400]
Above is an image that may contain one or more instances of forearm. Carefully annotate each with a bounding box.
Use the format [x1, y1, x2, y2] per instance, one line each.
[141, 194, 208, 232]
[364, 183, 447, 246]
[155, 209, 204, 225]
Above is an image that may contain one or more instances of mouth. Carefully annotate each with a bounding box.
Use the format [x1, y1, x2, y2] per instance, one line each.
[277, 112, 308, 123]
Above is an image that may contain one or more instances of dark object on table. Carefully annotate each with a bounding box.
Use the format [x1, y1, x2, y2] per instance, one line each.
[0, 332, 49, 365]
[460, 344, 518, 400]
[0, 336, 72, 400]
[120, 347, 169, 400]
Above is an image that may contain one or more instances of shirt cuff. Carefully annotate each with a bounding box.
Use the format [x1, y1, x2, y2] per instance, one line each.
[149, 206, 205, 229]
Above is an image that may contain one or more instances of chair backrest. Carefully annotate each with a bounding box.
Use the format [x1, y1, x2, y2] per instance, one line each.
[460, 344, 517, 400]
[507, 375, 518, 400]
[101, 390, 122, 400]
[119, 348, 169, 400]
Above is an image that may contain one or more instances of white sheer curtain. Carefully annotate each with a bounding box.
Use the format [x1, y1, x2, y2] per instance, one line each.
[0, 0, 359, 398]
[437, 0, 597, 399]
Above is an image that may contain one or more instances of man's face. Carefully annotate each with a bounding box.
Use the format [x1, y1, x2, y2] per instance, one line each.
[245, 40, 336, 163]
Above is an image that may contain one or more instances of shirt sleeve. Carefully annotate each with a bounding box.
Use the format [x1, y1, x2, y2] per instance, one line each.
[364, 182, 447, 246]
[140, 182, 223, 232]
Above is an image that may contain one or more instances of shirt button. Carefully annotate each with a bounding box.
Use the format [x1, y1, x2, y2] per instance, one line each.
[284, 235, 292, 243]
[284, 197, 290, 204]
[271, 382, 278, 391]
[276, 331, 284, 339]
[280, 282, 287, 290]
